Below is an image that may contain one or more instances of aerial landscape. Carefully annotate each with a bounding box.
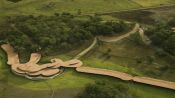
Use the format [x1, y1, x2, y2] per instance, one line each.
[0, 0, 175, 98]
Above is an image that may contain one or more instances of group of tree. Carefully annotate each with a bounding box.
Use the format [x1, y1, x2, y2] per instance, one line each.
[75, 80, 134, 98]
[145, 20, 175, 56]
[7, 0, 22, 3]
[0, 13, 129, 55]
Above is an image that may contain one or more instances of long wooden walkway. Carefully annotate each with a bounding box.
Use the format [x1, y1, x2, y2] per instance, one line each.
[76, 67, 175, 90]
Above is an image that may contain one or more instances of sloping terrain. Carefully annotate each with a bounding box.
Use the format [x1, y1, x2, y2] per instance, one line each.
[1, 0, 175, 16]
[132, 0, 175, 7]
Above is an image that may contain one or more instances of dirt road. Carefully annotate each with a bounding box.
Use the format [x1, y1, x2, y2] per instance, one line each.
[139, 28, 151, 45]
[98, 23, 140, 42]
[74, 37, 97, 59]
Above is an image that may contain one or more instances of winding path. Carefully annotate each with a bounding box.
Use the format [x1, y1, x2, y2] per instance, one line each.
[74, 23, 140, 59]
[74, 37, 97, 59]
[98, 23, 140, 42]
[138, 28, 151, 45]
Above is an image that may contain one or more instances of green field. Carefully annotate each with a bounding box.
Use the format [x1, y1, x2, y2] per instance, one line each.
[1, 0, 175, 17]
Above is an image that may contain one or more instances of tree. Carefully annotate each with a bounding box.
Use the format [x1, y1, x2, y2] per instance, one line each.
[163, 34, 175, 55]
[0, 13, 129, 55]
[146, 22, 175, 55]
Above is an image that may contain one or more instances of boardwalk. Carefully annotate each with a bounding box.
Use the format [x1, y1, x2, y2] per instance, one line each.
[76, 67, 175, 90]
[76, 67, 133, 81]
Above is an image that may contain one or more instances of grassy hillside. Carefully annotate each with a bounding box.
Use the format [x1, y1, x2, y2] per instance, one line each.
[132, 0, 175, 7]
[1, 0, 175, 17]
[0, 0, 140, 16]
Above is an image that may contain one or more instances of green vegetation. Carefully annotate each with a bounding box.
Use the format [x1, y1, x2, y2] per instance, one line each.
[83, 32, 175, 81]
[0, 0, 141, 16]
[168, 17, 175, 26]
[146, 21, 175, 55]
[1, 0, 175, 17]
[76, 81, 133, 98]
[0, 14, 129, 56]
[1, 0, 175, 98]
[83, 58, 141, 76]
[132, 0, 175, 7]
[111, 6, 175, 25]
[7, 0, 22, 3]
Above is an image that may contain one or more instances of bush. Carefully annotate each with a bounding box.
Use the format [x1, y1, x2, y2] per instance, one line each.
[129, 33, 144, 45]
[75, 80, 134, 98]
[155, 49, 167, 57]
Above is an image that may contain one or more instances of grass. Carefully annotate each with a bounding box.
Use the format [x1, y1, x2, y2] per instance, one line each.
[0, 0, 141, 16]
[131, 0, 175, 7]
[8, 69, 96, 90]
[128, 82, 175, 98]
[1, 0, 175, 17]
[83, 58, 142, 76]
[100, 15, 119, 21]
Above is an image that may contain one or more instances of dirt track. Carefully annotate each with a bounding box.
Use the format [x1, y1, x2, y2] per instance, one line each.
[74, 23, 140, 59]
[98, 23, 140, 42]
[139, 28, 151, 45]
[74, 37, 97, 59]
